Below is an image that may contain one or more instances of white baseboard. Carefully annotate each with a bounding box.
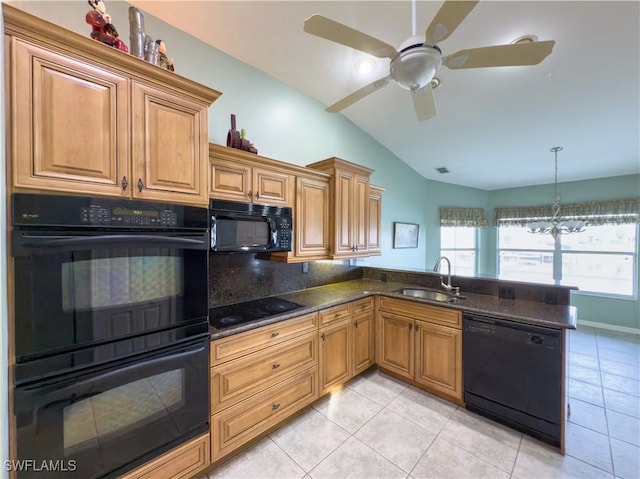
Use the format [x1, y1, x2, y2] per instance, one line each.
[577, 319, 640, 335]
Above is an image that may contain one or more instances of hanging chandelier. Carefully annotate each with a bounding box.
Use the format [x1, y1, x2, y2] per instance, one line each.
[527, 146, 586, 239]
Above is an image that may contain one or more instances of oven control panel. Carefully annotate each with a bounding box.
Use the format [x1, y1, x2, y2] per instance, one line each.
[80, 206, 178, 226]
[12, 193, 208, 230]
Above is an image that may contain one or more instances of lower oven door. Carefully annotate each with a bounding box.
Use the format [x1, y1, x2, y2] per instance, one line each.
[14, 336, 210, 479]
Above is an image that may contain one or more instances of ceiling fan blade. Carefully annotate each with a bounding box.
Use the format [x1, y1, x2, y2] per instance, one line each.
[411, 86, 438, 121]
[444, 41, 555, 69]
[425, 0, 479, 45]
[304, 14, 398, 59]
[326, 77, 391, 113]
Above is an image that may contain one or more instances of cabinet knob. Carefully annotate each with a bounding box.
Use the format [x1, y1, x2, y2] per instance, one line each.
[271, 332, 279, 338]
[354, 320, 358, 328]
[272, 363, 280, 369]
[408, 323, 413, 331]
[137, 178, 144, 192]
[121, 176, 128, 190]
[248, 190, 253, 199]
[272, 403, 280, 411]
[256, 191, 260, 199]
[321, 333, 326, 341]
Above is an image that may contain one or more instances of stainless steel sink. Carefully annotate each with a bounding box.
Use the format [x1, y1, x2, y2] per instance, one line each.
[395, 288, 466, 303]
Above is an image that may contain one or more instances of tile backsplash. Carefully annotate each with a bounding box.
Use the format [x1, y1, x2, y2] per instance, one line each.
[209, 255, 362, 308]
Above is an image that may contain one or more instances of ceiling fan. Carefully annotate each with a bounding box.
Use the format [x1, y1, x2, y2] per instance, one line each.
[303, 0, 555, 121]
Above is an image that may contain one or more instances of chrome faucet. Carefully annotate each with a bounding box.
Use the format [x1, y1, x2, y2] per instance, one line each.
[433, 256, 460, 295]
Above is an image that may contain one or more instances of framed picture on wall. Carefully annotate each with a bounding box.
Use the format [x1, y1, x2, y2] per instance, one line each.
[393, 222, 419, 249]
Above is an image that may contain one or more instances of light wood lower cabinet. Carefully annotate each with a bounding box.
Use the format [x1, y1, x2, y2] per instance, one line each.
[211, 367, 318, 462]
[319, 297, 375, 394]
[119, 433, 210, 479]
[376, 297, 462, 401]
[210, 312, 319, 463]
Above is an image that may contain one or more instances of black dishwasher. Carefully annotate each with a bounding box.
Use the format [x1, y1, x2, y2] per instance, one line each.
[463, 314, 562, 446]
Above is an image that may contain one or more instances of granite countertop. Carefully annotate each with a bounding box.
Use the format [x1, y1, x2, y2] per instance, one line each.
[210, 279, 577, 340]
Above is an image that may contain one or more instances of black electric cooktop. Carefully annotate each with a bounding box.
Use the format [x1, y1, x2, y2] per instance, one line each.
[209, 297, 305, 329]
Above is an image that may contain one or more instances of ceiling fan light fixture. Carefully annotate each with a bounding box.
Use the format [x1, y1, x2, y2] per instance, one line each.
[390, 46, 442, 91]
[355, 58, 376, 74]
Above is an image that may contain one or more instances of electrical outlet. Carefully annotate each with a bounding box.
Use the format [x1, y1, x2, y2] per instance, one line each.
[301, 262, 309, 274]
[544, 291, 558, 305]
[499, 287, 515, 299]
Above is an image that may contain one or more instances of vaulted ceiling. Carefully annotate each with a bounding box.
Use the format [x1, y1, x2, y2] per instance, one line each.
[129, 1, 640, 190]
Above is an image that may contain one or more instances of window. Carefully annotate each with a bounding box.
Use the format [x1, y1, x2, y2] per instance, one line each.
[495, 199, 639, 297]
[439, 207, 486, 277]
[441, 227, 477, 276]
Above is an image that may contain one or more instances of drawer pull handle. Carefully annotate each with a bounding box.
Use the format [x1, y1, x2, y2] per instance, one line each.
[354, 320, 358, 328]
[271, 332, 279, 338]
[272, 403, 280, 411]
[272, 363, 280, 369]
[334, 312, 340, 318]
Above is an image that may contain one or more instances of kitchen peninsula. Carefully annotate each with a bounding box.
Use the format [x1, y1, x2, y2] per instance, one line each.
[207, 266, 576, 471]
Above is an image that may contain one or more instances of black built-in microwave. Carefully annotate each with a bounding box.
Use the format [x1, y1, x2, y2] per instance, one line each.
[209, 199, 292, 253]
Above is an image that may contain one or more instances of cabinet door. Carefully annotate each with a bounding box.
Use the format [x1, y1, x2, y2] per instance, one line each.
[10, 38, 129, 197]
[209, 158, 252, 202]
[377, 312, 414, 379]
[253, 167, 293, 206]
[415, 320, 462, 400]
[368, 186, 383, 255]
[319, 318, 352, 394]
[353, 175, 370, 254]
[352, 310, 375, 376]
[132, 82, 208, 205]
[333, 170, 354, 256]
[295, 175, 330, 258]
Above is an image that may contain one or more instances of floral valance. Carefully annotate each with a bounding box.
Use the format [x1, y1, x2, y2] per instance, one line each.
[493, 198, 640, 227]
[440, 207, 487, 227]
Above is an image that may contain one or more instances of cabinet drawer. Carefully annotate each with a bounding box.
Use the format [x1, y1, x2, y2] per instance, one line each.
[378, 297, 461, 329]
[319, 304, 350, 325]
[211, 331, 318, 412]
[211, 367, 318, 462]
[350, 297, 374, 315]
[210, 312, 318, 366]
[119, 433, 210, 479]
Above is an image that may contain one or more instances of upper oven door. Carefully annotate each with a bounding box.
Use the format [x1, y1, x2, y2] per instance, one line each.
[12, 230, 208, 362]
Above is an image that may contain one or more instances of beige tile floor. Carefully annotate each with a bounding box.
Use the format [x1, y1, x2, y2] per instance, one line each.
[203, 326, 640, 479]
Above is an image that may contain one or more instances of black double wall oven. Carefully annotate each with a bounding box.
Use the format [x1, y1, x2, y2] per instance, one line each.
[11, 193, 210, 479]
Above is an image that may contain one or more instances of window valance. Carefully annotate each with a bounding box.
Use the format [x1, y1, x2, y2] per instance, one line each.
[493, 198, 640, 227]
[440, 207, 487, 227]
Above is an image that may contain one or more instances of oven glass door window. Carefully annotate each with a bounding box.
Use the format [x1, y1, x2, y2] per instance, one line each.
[61, 255, 183, 311]
[63, 368, 184, 456]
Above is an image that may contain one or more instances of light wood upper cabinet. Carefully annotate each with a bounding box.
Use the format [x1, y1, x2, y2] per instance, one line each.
[209, 144, 294, 207]
[9, 37, 130, 198]
[131, 81, 209, 204]
[307, 157, 375, 258]
[293, 174, 330, 259]
[4, 5, 220, 206]
[368, 185, 384, 256]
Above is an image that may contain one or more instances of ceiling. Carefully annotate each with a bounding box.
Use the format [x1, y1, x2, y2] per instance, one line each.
[129, 1, 640, 191]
